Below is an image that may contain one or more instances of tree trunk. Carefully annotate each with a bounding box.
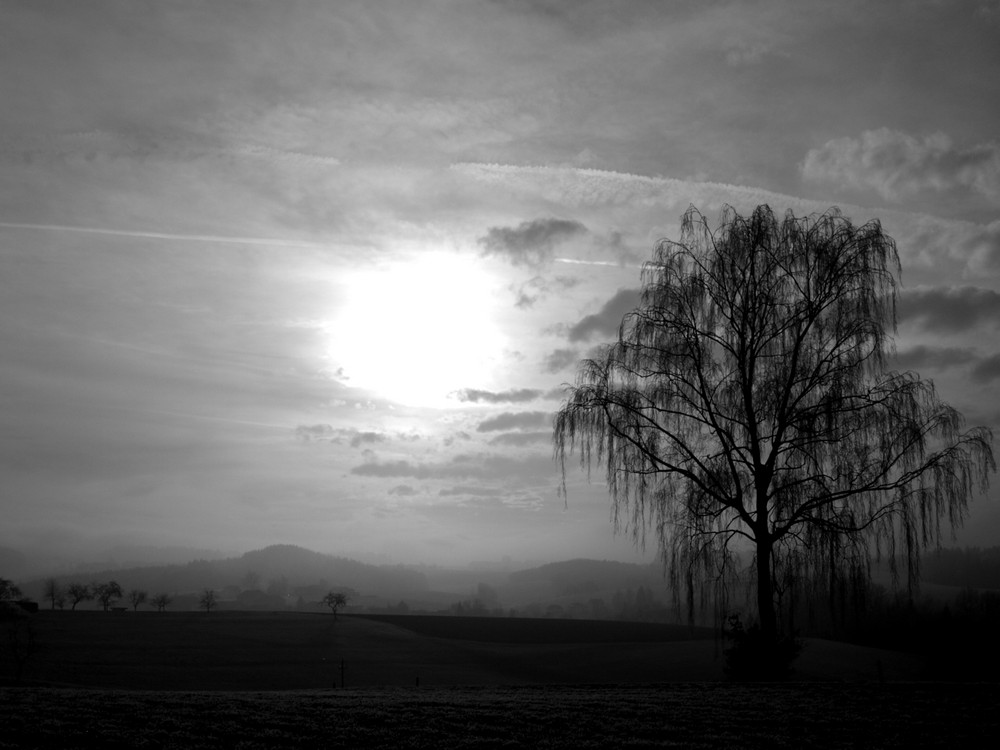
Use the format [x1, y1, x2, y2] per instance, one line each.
[756, 536, 778, 642]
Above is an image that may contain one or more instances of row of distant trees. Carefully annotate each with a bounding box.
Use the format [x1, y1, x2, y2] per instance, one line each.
[24, 577, 351, 616]
[39, 579, 175, 612]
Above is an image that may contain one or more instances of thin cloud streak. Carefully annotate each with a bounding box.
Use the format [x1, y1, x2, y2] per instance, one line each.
[0, 221, 336, 249]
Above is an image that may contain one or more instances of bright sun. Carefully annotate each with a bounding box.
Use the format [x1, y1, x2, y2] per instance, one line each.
[330, 251, 505, 407]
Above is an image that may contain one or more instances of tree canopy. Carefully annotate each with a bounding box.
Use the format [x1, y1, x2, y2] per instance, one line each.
[554, 204, 994, 645]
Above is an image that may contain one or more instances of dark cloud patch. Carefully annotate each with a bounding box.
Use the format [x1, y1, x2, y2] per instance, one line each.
[543, 348, 579, 373]
[488, 0, 672, 38]
[352, 460, 451, 479]
[488, 431, 550, 447]
[568, 288, 641, 342]
[515, 289, 537, 309]
[389, 484, 418, 496]
[438, 485, 503, 497]
[971, 353, 1000, 383]
[294, 424, 334, 440]
[453, 388, 542, 404]
[350, 431, 385, 448]
[604, 230, 645, 266]
[476, 411, 549, 432]
[294, 425, 388, 447]
[479, 217, 587, 268]
[802, 129, 1000, 203]
[351, 452, 555, 483]
[892, 345, 977, 371]
[512, 274, 581, 308]
[443, 430, 472, 447]
[899, 286, 1000, 332]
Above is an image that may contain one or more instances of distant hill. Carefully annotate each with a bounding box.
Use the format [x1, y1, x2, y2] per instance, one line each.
[23, 544, 428, 604]
[500, 558, 672, 619]
[920, 546, 1000, 590]
[509, 558, 662, 591]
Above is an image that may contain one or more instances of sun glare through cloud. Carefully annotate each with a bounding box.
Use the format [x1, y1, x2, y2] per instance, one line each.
[329, 250, 505, 408]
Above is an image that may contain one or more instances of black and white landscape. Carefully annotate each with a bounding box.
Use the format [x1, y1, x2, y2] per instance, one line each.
[2, 1, 999, 746]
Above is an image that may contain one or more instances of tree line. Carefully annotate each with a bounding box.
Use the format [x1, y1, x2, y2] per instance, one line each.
[38, 579, 173, 612]
[4, 575, 353, 616]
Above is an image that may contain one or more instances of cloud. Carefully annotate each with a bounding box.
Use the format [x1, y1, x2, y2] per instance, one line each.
[510, 274, 581, 308]
[892, 344, 1000, 386]
[892, 345, 978, 371]
[802, 128, 1000, 203]
[0, 221, 327, 249]
[294, 424, 334, 440]
[350, 452, 555, 482]
[568, 288, 641, 342]
[724, 40, 785, 67]
[487, 431, 550, 447]
[476, 411, 550, 432]
[478, 217, 588, 267]
[898, 286, 1000, 332]
[351, 460, 451, 479]
[971, 353, 1000, 384]
[389, 484, 419, 496]
[350, 431, 386, 448]
[544, 348, 580, 373]
[293, 425, 388, 447]
[438, 485, 503, 497]
[453, 388, 542, 403]
[454, 163, 809, 217]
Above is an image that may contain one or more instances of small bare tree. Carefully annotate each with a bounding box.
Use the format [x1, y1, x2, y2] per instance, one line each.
[322, 591, 348, 619]
[150, 593, 172, 612]
[0, 578, 23, 603]
[66, 583, 92, 610]
[42, 578, 63, 610]
[127, 589, 148, 611]
[92, 581, 123, 612]
[199, 589, 217, 613]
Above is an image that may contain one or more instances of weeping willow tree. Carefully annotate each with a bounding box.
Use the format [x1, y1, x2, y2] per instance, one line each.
[554, 204, 994, 644]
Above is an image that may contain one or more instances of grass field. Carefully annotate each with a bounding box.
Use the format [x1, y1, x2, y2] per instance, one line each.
[3, 683, 998, 748]
[9, 610, 928, 689]
[2, 610, 993, 747]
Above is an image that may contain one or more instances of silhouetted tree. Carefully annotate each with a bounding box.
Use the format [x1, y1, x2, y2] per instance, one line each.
[93, 581, 123, 612]
[322, 591, 347, 618]
[42, 578, 63, 610]
[150, 593, 172, 612]
[66, 583, 92, 610]
[0, 578, 23, 603]
[554, 205, 995, 669]
[199, 589, 217, 613]
[127, 589, 148, 611]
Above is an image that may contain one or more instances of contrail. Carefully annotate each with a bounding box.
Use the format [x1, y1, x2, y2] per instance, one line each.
[0, 221, 329, 248]
[554, 257, 635, 267]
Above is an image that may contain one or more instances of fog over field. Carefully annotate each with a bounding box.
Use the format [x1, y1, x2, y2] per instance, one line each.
[2, 0, 999, 575]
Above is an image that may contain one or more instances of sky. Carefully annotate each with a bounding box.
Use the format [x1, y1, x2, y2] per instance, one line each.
[2, 0, 999, 572]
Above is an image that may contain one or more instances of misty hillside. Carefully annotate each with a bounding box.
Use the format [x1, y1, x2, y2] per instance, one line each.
[920, 546, 1000, 590]
[509, 558, 662, 592]
[24, 544, 428, 602]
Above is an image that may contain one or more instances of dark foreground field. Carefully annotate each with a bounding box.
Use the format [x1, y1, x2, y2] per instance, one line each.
[3, 683, 998, 748]
[10, 610, 928, 689]
[2, 611, 995, 747]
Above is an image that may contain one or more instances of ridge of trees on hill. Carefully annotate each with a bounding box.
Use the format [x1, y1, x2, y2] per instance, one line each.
[20, 545, 427, 605]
